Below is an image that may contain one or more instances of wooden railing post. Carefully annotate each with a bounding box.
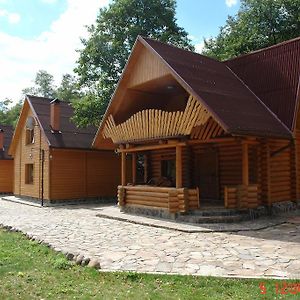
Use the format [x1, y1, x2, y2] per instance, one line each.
[121, 152, 126, 186]
[176, 145, 183, 188]
[118, 186, 126, 206]
[132, 153, 136, 185]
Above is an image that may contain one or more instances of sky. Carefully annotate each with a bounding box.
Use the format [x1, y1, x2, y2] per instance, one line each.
[0, 0, 240, 103]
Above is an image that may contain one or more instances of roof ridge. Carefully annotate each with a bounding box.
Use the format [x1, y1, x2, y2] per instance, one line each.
[225, 37, 300, 62]
[139, 36, 220, 63]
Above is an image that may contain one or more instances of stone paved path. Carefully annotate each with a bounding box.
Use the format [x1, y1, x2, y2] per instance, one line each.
[0, 199, 299, 279]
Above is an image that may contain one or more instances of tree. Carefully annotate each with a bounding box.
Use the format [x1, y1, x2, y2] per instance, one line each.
[202, 0, 300, 60]
[56, 74, 82, 102]
[0, 99, 22, 127]
[22, 70, 56, 98]
[73, 0, 193, 127]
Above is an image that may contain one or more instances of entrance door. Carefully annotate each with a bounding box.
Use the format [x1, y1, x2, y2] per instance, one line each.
[195, 148, 219, 200]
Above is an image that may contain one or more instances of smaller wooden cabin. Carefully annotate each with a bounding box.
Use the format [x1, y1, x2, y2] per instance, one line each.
[93, 36, 300, 215]
[9, 95, 122, 204]
[0, 125, 14, 193]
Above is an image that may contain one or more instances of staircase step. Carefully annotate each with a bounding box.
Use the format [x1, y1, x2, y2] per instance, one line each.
[189, 209, 249, 217]
[176, 214, 250, 224]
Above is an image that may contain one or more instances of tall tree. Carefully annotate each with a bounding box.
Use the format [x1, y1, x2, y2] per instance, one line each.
[73, 0, 193, 127]
[0, 99, 22, 127]
[203, 0, 300, 60]
[56, 74, 82, 102]
[22, 70, 56, 98]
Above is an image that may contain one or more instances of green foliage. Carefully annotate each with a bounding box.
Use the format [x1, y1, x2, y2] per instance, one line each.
[73, 0, 194, 127]
[203, 0, 300, 60]
[52, 257, 73, 270]
[0, 98, 22, 127]
[23, 70, 56, 98]
[56, 74, 82, 102]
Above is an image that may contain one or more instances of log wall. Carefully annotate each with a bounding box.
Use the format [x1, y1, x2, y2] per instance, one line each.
[269, 139, 293, 203]
[118, 185, 199, 213]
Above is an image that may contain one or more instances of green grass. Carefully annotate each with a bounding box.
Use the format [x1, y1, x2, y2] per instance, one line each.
[0, 229, 298, 299]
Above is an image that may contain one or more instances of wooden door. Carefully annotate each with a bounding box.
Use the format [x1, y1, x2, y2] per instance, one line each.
[195, 148, 219, 199]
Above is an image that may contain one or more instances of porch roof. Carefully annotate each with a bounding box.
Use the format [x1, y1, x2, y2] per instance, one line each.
[93, 36, 293, 149]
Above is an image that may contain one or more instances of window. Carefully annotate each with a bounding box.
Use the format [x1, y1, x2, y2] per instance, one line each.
[25, 128, 34, 145]
[25, 164, 34, 184]
[161, 159, 175, 184]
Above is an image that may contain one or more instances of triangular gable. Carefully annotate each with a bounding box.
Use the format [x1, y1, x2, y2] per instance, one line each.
[93, 36, 292, 149]
[127, 46, 169, 88]
[8, 97, 50, 155]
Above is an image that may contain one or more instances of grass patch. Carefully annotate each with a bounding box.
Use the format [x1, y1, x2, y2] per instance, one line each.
[0, 228, 298, 299]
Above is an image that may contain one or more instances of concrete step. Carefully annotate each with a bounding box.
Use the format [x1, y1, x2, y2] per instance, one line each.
[176, 213, 250, 224]
[188, 208, 249, 217]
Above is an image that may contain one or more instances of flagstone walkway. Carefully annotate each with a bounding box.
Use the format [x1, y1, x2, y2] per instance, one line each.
[0, 199, 299, 279]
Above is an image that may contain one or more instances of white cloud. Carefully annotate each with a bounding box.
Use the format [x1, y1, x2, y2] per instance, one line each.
[225, 0, 238, 7]
[8, 12, 20, 24]
[41, 0, 58, 4]
[0, 0, 109, 102]
[195, 41, 205, 54]
[0, 9, 21, 24]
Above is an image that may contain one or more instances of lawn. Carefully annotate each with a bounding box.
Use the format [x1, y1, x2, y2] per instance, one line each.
[0, 229, 298, 300]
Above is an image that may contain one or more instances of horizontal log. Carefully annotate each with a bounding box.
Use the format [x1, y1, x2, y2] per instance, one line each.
[120, 185, 179, 192]
[126, 200, 168, 208]
[126, 191, 169, 198]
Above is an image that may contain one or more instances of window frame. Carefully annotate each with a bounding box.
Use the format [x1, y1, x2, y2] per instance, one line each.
[25, 164, 34, 185]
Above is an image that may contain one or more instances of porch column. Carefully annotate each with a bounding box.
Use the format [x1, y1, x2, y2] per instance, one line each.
[132, 153, 137, 185]
[143, 154, 148, 183]
[242, 142, 249, 185]
[121, 152, 126, 186]
[176, 145, 183, 188]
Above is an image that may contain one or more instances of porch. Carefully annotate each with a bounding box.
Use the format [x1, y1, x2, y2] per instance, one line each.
[117, 138, 260, 214]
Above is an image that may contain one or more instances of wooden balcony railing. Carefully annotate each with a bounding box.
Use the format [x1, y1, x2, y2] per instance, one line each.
[118, 185, 199, 213]
[224, 185, 258, 209]
[103, 96, 211, 143]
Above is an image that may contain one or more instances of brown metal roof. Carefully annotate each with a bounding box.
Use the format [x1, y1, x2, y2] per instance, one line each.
[27, 96, 98, 149]
[225, 37, 300, 131]
[0, 124, 13, 160]
[139, 37, 292, 139]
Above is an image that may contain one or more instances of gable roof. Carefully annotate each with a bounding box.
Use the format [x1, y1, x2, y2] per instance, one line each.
[0, 124, 13, 160]
[225, 36, 300, 131]
[9, 95, 98, 154]
[93, 36, 292, 148]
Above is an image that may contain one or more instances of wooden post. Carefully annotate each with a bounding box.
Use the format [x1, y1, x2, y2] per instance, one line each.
[121, 152, 126, 186]
[176, 145, 183, 188]
[143, 154, 148, 184]
[132, 153, 137, 185]
[242, 142, 249, 186]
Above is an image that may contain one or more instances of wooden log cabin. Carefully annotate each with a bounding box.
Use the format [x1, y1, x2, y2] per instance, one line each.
[0, 125, 14, 194]
[8, 95, 123, 204]
[93, 36, 300, 216]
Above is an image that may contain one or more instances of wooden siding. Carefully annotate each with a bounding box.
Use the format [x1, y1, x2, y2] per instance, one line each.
[0, 160, 13, 193]
[127, 46, 169, 88]
[50, 149, 123, 200]
[13, 108, 50, 200]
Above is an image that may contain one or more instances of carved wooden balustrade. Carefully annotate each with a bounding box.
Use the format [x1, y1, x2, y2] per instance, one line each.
[103, 96, 214, 143]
